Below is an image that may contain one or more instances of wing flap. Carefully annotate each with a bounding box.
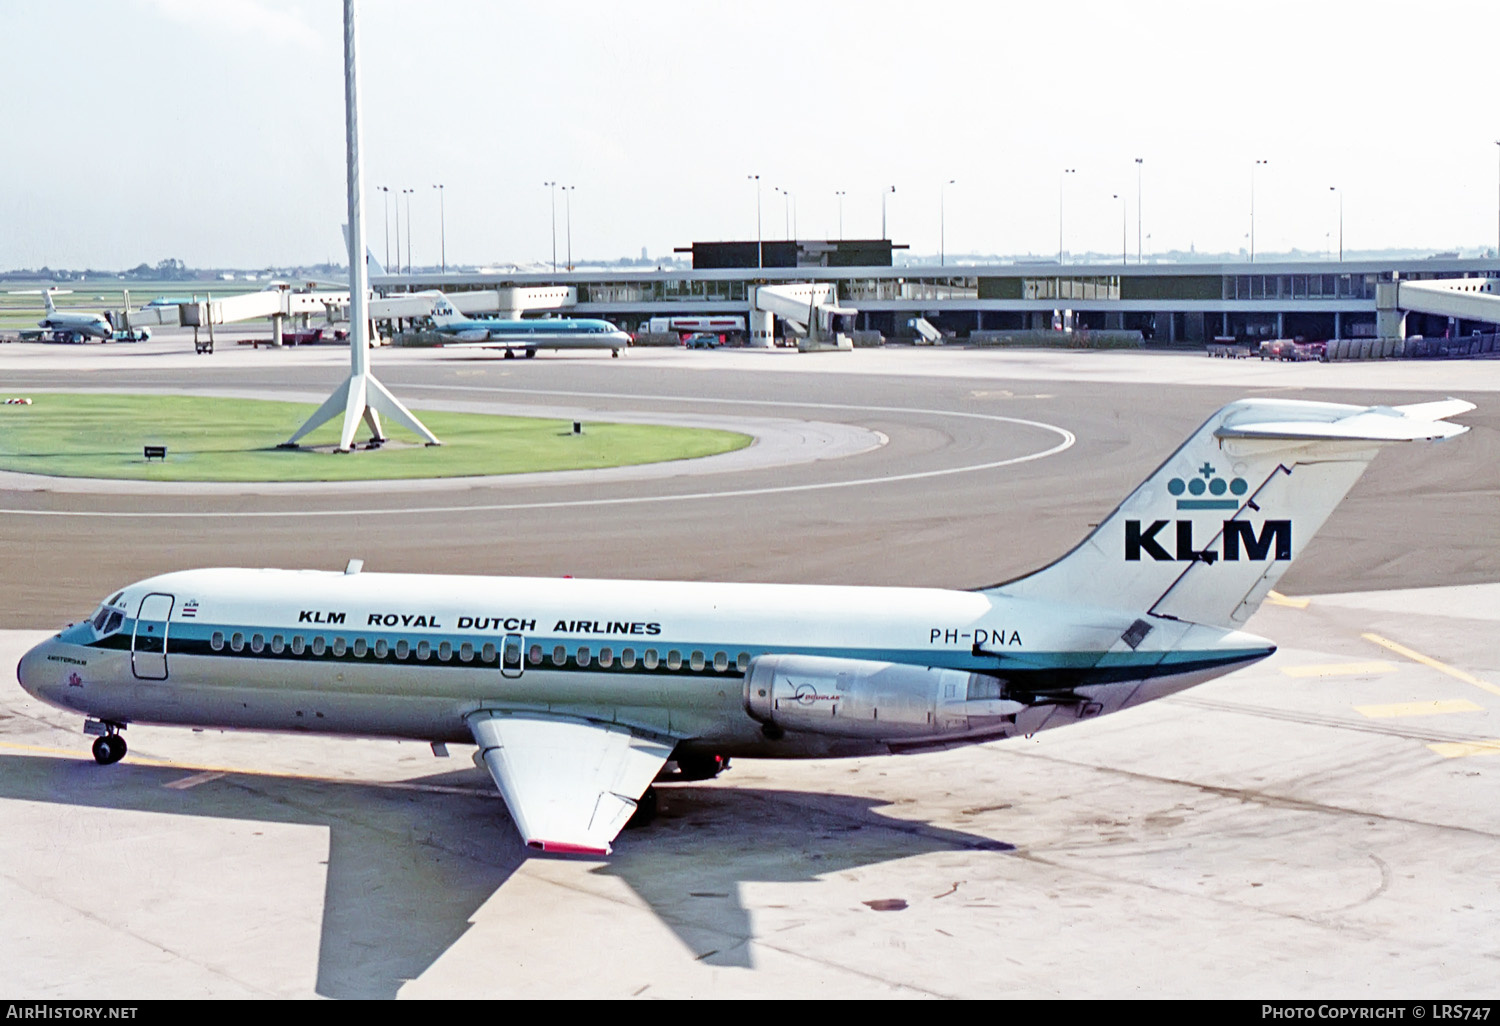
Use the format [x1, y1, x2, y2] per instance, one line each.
[466, 710, 674, 856]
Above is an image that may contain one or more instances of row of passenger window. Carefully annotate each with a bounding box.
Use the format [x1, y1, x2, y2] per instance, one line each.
[211, 630, 486, 661]
[540, 644, 747, 673]
[207, 631, 750, 673]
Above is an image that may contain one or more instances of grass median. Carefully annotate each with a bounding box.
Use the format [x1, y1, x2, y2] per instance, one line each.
[0, 393, 752, 481]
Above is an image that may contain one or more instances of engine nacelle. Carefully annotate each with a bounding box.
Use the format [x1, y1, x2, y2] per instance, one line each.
[743, 654, 1026, 741]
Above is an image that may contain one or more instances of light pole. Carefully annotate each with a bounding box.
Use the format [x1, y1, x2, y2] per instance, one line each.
[748, 174, 761, 268]
[401, 187, 413, 273]
[543, 181, 557, 272]
[940, 179, 955, 266]
[1134, 158, 1143, 263]
[431, 184, 445, 274]
[1329, 185, 1342, 262]
[882, 185, 895, 240]
[392, 184, 402, 274]
[1058, 169, 1075, 264]
[377, 185, 391, 271]
[1113, 193, 1126, 266]
[563, 185, 574, 271]
[836, 190, 846, 240]
[1250, 159, 1268, 263]
[1494, 140, 1499, 257]
[774, 187, 791, 239]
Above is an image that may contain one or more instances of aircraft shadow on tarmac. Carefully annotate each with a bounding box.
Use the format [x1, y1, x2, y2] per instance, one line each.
[0, 752, 1011, 997]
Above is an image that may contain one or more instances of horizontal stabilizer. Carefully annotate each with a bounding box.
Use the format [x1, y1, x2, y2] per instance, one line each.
[1216, 398, 1474, 443]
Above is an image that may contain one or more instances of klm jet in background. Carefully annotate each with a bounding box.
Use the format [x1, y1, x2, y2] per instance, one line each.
[426, 294, 630, 358]
[15, 398, 1474, 856]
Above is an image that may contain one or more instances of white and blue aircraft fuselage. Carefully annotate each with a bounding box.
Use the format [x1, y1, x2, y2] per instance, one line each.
[15, 398, 1474, 856]
[428, 295, 630, 359]
[37, 288, 113, 342]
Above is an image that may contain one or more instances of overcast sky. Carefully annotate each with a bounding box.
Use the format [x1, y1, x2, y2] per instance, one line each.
[6, 0, 1500, 270]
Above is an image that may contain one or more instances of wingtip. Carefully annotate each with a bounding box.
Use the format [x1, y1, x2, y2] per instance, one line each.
[528, 839, 612, 857]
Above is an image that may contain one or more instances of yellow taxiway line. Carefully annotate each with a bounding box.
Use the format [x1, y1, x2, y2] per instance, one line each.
[1266, 590, 1311, 609]
[1362, 633, 1500, 698]
[1428, 739, 1500, 759]
[1280, 660, 1396, 678]
[0, 739, 500, 798]
[1354, 698, 1483, 719]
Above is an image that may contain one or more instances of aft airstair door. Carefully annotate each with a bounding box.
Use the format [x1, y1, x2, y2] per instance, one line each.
[501, 633, 526, 679]
[132, 592, 174, 680]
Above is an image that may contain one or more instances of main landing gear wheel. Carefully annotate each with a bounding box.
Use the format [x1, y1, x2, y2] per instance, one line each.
[673, 753, 729, 781]
[626, 787, 658, 829]
[92, 734, 126, 765]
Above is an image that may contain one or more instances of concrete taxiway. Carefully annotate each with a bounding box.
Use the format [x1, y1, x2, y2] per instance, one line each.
[1, 337, 1497, 997]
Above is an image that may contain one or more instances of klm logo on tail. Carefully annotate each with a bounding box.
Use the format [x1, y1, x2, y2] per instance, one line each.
[1126, 519, 1292, 563]
[1168, 462, 1249, 510]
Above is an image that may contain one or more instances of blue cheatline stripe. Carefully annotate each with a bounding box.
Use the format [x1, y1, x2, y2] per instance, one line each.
[84, 619, 1271, 684]
[1176, 500, 1240, 510]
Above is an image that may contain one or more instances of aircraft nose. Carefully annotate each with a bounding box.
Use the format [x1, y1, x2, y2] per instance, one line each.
[16, 638, 58, 702]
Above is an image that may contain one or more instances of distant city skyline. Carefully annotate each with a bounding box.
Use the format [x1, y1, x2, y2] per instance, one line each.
[5, 0, 1500, 271]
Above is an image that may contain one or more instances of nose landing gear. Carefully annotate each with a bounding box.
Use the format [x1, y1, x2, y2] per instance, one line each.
[86, 721, 127, 765]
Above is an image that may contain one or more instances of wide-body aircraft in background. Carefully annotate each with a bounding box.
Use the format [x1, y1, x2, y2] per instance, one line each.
[15, 398, 1474, 855]
[426, 293, 630, 358]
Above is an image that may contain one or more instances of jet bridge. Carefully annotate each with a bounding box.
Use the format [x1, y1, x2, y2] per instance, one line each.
[1377, 276, 1500, 337]
[750, 283, 857, 352]
[126, 285, 576, 348]
[443, 286, 576, 319]
[125, 286, 429, 347]
[125, 286, 351, 346]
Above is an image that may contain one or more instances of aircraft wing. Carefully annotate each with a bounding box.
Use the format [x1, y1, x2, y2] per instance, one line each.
[466, 710, 675, 855]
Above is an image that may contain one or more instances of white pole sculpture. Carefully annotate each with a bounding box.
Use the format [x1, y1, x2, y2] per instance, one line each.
[284, 0, 438, 452]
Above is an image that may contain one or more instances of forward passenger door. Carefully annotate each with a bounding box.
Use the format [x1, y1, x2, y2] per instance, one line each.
[132, 593, 174, 680]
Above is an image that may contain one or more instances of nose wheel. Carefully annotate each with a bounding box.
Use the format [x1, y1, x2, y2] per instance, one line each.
[91, 732, 126, 765]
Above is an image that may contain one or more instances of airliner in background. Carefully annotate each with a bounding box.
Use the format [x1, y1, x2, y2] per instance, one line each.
[426, 294, 630, 358]
[15, 398, 1473, 856]
[34, 288, 117, 342]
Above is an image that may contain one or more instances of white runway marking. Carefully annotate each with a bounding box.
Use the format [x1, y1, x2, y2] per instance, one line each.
[0, 392, 1075, 519]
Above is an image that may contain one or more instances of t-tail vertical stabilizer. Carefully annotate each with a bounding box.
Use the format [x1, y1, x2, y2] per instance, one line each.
[990, 398, 1473, 628]
[429, 293, 462, 327]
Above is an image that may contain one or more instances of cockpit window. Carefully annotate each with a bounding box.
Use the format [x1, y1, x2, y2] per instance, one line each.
[108, 591, 124, 606]
[88, 597, 127, 635]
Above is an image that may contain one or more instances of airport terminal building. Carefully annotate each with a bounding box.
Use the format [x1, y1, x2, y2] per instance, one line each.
[375, 241, 1500, 346]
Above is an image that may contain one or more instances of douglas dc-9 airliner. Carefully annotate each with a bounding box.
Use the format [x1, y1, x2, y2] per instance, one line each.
[15, 398, 1473, 856]
[427, 294, 631, 359]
